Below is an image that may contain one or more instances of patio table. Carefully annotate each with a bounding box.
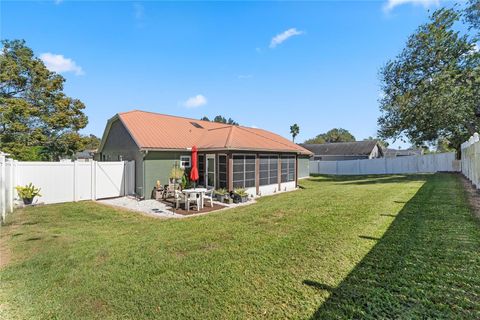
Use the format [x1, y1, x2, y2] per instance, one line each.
[182, 188, 208, 210]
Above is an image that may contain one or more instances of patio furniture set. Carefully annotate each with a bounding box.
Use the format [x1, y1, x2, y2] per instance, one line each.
[154, 182, 214, 212]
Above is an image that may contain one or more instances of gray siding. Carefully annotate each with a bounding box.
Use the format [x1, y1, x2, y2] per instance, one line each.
[100, 119, 144, 197]
[143, 151, 191, 199]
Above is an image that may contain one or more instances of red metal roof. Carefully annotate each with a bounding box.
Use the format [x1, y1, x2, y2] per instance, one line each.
[117, 110, 312, 155]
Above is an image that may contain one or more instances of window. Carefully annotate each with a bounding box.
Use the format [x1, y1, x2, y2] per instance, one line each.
[233, 155, 256, 188]
[281, 156, 295, 182]
[218, 155, 227, 189]
[259, 155, 278, 186]
[180, 155, 191, 168]
[198, 155, 205, 186]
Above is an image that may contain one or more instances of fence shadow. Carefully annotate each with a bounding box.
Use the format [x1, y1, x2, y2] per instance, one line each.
[308, 174, 480, 319]
[307, 174, 428, 185]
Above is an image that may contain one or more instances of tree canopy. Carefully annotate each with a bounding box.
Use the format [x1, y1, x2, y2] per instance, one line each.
[377, 8, 479, 153]
[304, 128, 356, 144]
[0, 39, 89, 160]
[201, 115, 239, 125]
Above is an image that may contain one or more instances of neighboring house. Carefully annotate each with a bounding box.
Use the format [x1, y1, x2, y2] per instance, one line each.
[97, 110, 312, 199]
[300, 140, 384, 161]
[74, 149, 96, 161]
[384, 148, 424, 158]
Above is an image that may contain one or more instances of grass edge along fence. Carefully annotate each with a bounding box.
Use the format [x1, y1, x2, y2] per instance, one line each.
[461, 132, 480, 189]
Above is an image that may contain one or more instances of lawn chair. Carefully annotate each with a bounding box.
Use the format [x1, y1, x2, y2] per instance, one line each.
[174, 190, 200, 211]
[154, 185, 165, 200]
[203, 189, 214, 208]
[164, 182, 179, 200]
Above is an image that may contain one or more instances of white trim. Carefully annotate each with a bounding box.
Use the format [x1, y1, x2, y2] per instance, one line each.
[180, 155, 191, 168]
[206, 154, 216, 189]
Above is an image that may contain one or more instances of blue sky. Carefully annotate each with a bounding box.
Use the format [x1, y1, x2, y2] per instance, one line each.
[1, 0, 454, 147]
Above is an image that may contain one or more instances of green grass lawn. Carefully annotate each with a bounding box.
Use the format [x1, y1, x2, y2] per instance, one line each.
[1, 173, 479, 319]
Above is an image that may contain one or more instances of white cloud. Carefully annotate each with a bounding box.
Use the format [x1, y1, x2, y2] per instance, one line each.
[184, 94, 207, 108]
[269, 28, 304, 48]
[383, 0, 440, 12]
[40, 53, 84, 75]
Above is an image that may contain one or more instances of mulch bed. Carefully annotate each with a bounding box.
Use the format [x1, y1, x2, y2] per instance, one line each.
[159, 199, 227, 216]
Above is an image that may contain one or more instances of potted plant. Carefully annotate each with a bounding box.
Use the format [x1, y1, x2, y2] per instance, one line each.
[233, 188, 249, 203]
[169, 166, 185, 184]
[215, 188, 227, 202]
[15, 183, 41, 205]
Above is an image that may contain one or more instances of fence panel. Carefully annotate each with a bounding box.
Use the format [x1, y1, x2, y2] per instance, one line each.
[16, 162, 75, 204]
[310, 152, 458, 176]
[0, 159, 135, 220]
[461, 133, 480, 189]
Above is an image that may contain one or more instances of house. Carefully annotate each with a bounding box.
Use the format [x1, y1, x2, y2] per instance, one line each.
[300, 140, 384, 161]
[384, 148, 424, 158]
[97, 110, 312, 199]
[74, 149, 96, 161]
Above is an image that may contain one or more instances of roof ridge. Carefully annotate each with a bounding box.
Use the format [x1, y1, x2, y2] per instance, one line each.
[237, 126, 303, 151]
[225, 126, 235, 148]
[121, 109, 265, 131]
[119, 109, 224, 126]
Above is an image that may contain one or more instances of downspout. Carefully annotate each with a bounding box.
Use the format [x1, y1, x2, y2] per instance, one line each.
[142, 150, 149, 199]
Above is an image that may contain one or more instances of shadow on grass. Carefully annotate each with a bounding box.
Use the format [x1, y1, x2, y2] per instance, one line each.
[358, 235, 381, 241]
[308, 173, 480, 319]
[303, 280, 335, 292]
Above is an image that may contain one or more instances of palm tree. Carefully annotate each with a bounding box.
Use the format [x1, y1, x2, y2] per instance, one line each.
[290, 124, 300, 143]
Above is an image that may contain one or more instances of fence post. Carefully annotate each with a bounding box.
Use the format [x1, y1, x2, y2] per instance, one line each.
[1, 154, 6, 222]
[8, 158, 14, 214]
[73, 161, 77, 202]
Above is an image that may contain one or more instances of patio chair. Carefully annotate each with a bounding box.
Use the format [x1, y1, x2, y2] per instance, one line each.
[164, 183, 179, 200]
[154, 185, 165, 200]
[174, 190, 200, 211]
[203, 189, 214, 208]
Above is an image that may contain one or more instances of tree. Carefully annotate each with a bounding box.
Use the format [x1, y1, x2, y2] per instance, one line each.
[464, 0, 480, 33]
[0, 39, 88, 160]
[201, 115, 239, 125]
[81, 134, 101, 150]
[290, 124, 300, 142]
[377, 8, 480, 154]
[304, 128, 356, 144]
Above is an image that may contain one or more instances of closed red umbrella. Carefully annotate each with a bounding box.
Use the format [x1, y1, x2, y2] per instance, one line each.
[190, 146, 199, 187]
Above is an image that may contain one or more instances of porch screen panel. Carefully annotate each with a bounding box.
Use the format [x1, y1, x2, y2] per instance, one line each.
[233, 155, 256, 188]
[269, 156, 278, 184]
[218, 155, 227, 189]
[259, 156, 269, 186]
[260, 155, 278, 186]
[281, 155, 295, 182]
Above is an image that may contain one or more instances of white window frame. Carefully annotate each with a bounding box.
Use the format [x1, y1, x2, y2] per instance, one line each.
[180, 155, 191, 168]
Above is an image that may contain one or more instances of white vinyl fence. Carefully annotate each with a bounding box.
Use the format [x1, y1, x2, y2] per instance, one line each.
[0, 155, 135, 222]
[310, 152, 458, 175]
[461, 133, 480, 189]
